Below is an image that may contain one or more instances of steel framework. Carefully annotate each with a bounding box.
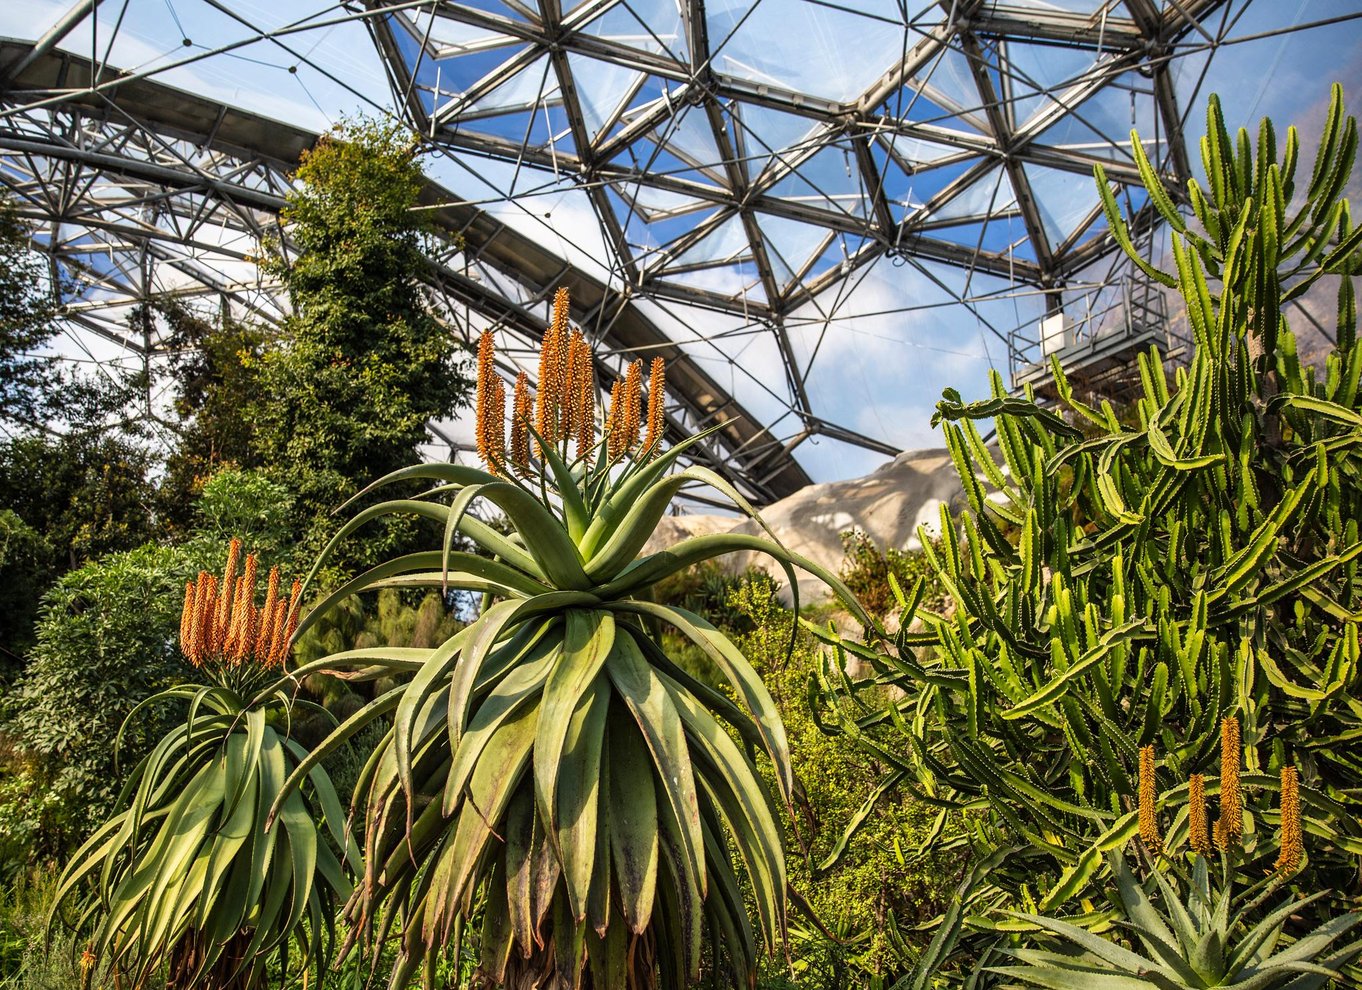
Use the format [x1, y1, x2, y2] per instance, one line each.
[0, 0, 1340, 493]
[0, 38, 813, 501]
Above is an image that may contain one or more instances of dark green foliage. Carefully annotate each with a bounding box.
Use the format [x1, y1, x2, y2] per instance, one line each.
[0, 432, 156, 666]
[249, 119, 471, 573]
[0, 543, 202, 867]
[0, 512, 50, 678]
[817, 85, 1362, 977]
[0, 198, 58, 432]
[154, 301, 268, 535]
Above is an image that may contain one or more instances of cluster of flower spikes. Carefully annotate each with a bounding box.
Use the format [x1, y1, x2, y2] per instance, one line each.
[476, 286, 666, 474]
[179, 538, 302, 670]
[1138, 715, 1303, 874]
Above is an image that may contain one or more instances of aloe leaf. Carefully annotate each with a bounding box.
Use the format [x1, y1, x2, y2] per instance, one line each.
[604, 633, 706, 902]
[612, 601, 791, 802]
[554, 674, 611, 922]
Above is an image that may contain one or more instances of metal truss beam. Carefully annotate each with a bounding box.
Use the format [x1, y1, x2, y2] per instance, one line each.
[0, 39, 814, 503]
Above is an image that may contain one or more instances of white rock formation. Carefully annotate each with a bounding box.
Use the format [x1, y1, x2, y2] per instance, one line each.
[647, 448, 964, 604]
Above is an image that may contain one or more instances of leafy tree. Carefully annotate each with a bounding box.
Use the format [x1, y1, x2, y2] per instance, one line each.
[0, 512, 49, 678]
[0, 542, 202, 866]
[0, 197, 59, 432]
[152, 300, 268, 534]
[249, 119, 471, 571]
[0, 432, 156, 659]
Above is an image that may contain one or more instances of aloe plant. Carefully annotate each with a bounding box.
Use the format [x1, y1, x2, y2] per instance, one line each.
[281, 289, 873, 988]
[813, 85, 1362, 978]
[997, 853, 1362, 990]
[49, 544, 355, 989]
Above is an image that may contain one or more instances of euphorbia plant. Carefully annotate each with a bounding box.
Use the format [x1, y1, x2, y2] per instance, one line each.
[282, 288, 874, 988]
[49, 542, 356, 990]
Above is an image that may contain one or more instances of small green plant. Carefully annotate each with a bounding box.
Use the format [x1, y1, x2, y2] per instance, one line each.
[837, 529, 946, 622]
[282, 290, 873, 989]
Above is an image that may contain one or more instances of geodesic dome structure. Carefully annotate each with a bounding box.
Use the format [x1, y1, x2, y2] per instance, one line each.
[2, 0, 1359, 497]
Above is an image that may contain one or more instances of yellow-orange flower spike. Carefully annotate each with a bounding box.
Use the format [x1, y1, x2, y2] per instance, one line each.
[1276, 765, 1303, 874]
[180, 581, 195, 658]
[475, 329, 501, 472]
[537, 293, 571, 449]
[215, 538, 241, 653]
[575, 342, 595, 458]
[622, 359, 643, 451]
[561, 330, 583, 438]
[1215, 716, 1242, 850]
[510, 371, 532, 471]
[1188, 774, 1210, 856]
[255, 566, 280, 659]
[1138, 745, 1161, 853]
[644, 356, 666, 456]
[483, 376, 506, 474]
[177, 544, 296, 672]
[606, 378, 624, 460]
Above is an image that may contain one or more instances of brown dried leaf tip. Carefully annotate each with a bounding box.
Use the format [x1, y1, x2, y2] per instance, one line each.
[1215, 716, 1242, 850]
[180, 539, 301, 670]
[1275, 765, 1303, 874]
[1138, 744, 1161, 854]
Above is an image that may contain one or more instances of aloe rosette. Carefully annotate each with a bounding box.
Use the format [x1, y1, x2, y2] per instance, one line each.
[280, 294, 875, 989]
[49, 546, 355, 990]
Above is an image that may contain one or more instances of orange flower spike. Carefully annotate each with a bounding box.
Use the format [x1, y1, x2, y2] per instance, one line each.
[235, 553, 259, 660]
[475, 329, 498, 471]
[622, 359, 643, 451]
[1138, 744, 1161, 853]
[263, 601, 286, 669]
[537, 309, 565, 448]
[510, 371, 532, 471]
[561, 331, 580, 438]
[606, 378, 625, 460]
[1216, 716, 1243, 850]
[575, 344, 595, 458]
[277, 579, 304, 667]
[217, 538, 241, 644]
[1276, 765, 1303, 874]
[188, 571, 211, 665]
[198, 574, 219, 663]
[180, 580, 195, 658]
[485, 376, 507, 475]
[644, 356, 666, 456]
[1188, 774, 1210, 856]
[256, 566, 280, 659]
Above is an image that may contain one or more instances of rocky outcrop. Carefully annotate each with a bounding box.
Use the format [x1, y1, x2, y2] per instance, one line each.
[648, 448, 964, 604]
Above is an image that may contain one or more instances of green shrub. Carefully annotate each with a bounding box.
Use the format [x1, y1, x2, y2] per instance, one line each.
[723, 579, 960, 987]
[0, 543, 204, 867]
[0, 467, 296, 869]
[838, 528, 948, 622]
